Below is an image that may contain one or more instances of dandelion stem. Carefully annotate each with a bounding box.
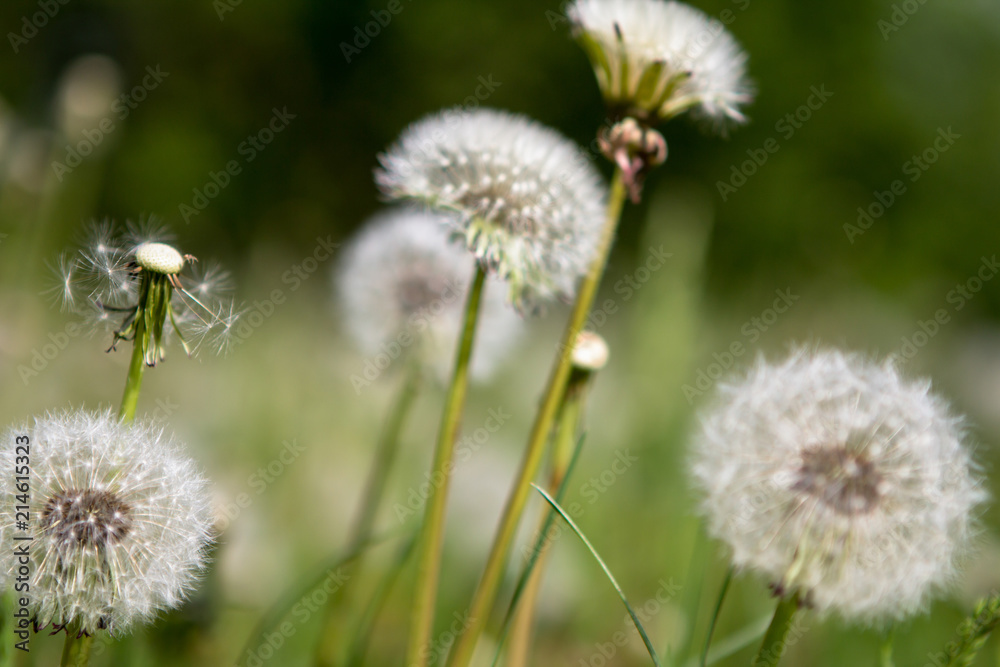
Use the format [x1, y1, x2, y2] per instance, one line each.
[406, 262, 488, 667]
[750, 592, 800, 667]
[446, 168, 628, 667]
[700, 566, 734, 667]
[118, 314, 147, 423]
[314, 360, 422, 665]
[504, 367, 594, 667]
[879, 630, 894, 667]
[60, 627, 93, 667]
[350, 360, 423, 549]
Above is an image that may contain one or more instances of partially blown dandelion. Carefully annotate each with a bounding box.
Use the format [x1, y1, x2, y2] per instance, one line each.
[691, 348, 986, 624]
[336, 208, 523, 382]
[0, 409, 214, 635]
[375, 108, 606, 312]
[49, 220, 239, 362]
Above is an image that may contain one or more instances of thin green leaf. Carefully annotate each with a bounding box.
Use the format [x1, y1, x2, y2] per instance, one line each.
[700, 566, 733, 667]
[532, 484, 663, 667]
[489, 434, 587, 667]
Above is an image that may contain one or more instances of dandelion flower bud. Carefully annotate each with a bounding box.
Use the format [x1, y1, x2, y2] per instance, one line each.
[336, 209, 523, 381]
[0, 409, 214, 634]
[690, 348, 987, 624]
[571, 330, 609, 372]
[569, 0, 752, 126]
[375, 108, 607, 312]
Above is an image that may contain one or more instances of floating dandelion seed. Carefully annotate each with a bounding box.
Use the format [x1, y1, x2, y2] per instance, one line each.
[690, 348, 987, 624]
[0, 409, 214, 635]
[48, 219, 239, 364]
[375, 108, 606, 312]
[336, 208, 524, 381]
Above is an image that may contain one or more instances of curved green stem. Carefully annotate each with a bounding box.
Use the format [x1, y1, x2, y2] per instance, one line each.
[750, 593, 801, 667]
[350, 361, 422, 548]
[314, 362, 422, 665]
[446, 168, 628, 667]
[117, 316, 146, 423]
[406, 263, 488, 667]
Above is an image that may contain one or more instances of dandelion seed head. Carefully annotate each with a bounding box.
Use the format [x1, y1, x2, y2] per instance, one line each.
[690, 348, 987, 624]
[376, 108, 606, 311]
[336, 208, 524, 381]
[0, 409, 214, 634]
[569, 0, 752, 127]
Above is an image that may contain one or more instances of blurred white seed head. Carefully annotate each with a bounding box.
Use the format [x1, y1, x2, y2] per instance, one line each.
[336, 208, 524, 382]
[569, 0, 752, 127]
[0, 409, 214, 634]
[375, 108, 607, 312]
[55, 54, 122, 145]
[47, 219, 240, 361]
[690, 348, 987, 625]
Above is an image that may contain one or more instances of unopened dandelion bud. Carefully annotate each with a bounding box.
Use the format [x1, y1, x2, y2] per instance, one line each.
[571, 331, 610, 372]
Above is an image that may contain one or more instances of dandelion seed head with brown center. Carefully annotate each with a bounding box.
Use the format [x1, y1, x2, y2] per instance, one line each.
[690, 348, 987, 624]
[0, 410, 214, 635]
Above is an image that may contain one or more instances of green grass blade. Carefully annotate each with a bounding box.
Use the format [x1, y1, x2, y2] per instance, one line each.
[489, 434, 587, 667]
[700, 566, 734, 667]
[531, 484, 663, 667]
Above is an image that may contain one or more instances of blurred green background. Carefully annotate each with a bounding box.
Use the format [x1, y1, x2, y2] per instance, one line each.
[2, 0, 1000, 665]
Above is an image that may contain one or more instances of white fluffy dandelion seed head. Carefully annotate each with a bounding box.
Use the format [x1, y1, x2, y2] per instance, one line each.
[690, 348, 987, 624]
[0, 409, 214, 634]
[569, 0, 752, 126]
[336, 208, 524, 381]
[135, 242, 185, 275]
[375, 108, 606, 311]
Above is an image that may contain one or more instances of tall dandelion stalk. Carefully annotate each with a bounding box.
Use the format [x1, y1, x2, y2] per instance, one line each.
[376, 108, 606, 666]
[316, 209, 523, 664]
[448, 1, 752, 662]
[504, 332, 608, 666]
